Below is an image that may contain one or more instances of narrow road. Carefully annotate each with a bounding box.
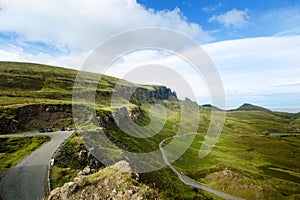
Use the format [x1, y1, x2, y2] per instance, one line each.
[0, 131, 73, 200]
[159, 134, 245, 200]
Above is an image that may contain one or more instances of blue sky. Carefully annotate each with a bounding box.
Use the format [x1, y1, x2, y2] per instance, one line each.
[0, 0, 299, 112]
[137, 0, 300, 40]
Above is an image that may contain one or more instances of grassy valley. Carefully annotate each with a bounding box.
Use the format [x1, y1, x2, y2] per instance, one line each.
[161, 107, 300, 199]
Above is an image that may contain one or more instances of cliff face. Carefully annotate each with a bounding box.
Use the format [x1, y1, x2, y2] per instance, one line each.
[113, 85, 177, 105]
[136, 86, 177, 102]
[0, 104, 73, 134]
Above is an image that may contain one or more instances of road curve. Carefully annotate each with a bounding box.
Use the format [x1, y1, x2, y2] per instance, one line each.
[0, 131, 73, 200]
[159, 134, 245, 200]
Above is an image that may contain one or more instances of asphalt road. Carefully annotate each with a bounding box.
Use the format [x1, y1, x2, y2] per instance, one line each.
[159, 134, 245, 200]
[0, 131, 73, 200]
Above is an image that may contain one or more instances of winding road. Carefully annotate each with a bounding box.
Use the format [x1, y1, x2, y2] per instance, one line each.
[159, 135, 245, 200]
[0, 131, 73, 200]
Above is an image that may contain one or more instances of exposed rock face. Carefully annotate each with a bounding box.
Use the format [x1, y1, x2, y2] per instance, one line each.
[0, 115, 17, 134]
[47, 161, 160, 200]
[53, 140, 103, 171]
[110, 160, 131, 172]
[113, 85, 177, 105]
[132, 86, 177, 104]
[0, 104, 73, 134]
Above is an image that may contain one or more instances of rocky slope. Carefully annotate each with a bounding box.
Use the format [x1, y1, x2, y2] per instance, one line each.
[47, 161, 160, 200]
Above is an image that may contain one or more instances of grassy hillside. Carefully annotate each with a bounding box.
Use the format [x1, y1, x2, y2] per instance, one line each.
[0, 62, 175, 133]
[171, 109, 300, 199]
[0, 135, 50, 175]
[1, 61, 300, 199]
[0, 62, 76, 106]
[0, 61, 148, 106]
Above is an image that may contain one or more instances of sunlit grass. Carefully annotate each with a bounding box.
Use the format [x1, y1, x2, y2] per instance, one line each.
[0, 135, 50, 171]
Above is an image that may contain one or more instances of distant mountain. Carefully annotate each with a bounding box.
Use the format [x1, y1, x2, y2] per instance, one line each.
[234, 103, 271, 112]
[202, 104, 223, 111]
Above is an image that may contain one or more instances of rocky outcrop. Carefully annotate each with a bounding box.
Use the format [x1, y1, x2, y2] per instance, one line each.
[47, 161, 160, 200]
[0, 114, 18, 134]
[113, 85, 177, 105]
[53, 138, 103, 171]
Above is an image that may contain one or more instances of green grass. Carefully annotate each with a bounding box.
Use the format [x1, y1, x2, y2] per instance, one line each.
[156, 108, 300, 199]
[0, 61, 161, 108]
[0, 135, 50, 171]
[49, 166, 78, 189]
[51, 132, 86, 170]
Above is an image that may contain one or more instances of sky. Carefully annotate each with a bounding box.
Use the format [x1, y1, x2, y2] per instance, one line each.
[0, 0, 300, 112]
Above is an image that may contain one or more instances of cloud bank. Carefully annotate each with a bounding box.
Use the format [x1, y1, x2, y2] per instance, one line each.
[0, 0, 212, 52]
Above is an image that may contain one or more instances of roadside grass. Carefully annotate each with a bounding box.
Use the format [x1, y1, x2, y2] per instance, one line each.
[52, 133, 86, 170]
[139, 168, 212, 199]
[49, 166, 78, 189]
[0, 135, 50, 171]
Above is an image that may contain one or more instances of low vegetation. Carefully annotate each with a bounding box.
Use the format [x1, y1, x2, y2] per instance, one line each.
[47, 163, 161, 200]
[0, 135, 50, 171]
[171, 110, 300, 199]
[50, 166, 78, 190]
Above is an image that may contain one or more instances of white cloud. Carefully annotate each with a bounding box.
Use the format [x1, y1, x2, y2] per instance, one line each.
[0, 0, 212, 51]
[0, 44, 87, 69]
[105, 49, 210, 102]
[203, 35, 300, 111]
[208, 9, 249, 29]
[202, 2, 222, 12]
[99, 35, 300, 111]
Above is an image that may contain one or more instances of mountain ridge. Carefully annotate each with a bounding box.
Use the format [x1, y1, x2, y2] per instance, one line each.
[0, 61, 295, 114]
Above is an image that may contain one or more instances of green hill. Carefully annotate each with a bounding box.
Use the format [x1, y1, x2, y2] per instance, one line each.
[235, 103, 271, 112]
[1, 61, 300, 199]
[0, 61, 176, 133]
